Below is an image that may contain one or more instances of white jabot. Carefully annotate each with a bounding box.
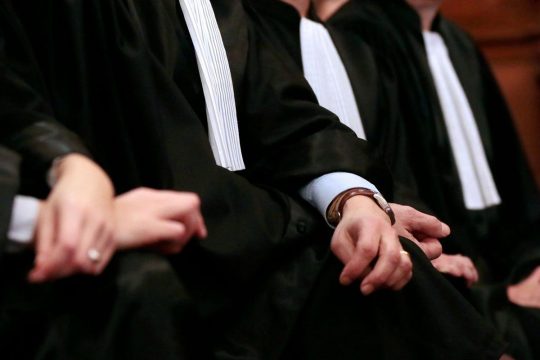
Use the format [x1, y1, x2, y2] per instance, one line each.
[300, 18, 366, 139]
[178, 0, 245, 171]
[423, 31, 500, 210]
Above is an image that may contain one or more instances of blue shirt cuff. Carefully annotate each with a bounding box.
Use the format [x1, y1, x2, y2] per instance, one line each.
[299, 172, 379, 226]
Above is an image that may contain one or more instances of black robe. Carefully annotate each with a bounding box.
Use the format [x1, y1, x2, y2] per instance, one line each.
[0, 5, 209, 359]
[220, 1, 506, 359]
[350, 0, 540, 280]
[244, 0, 430, 212]
[2, 0, 505, 359]
[344, 0, 540, 357]
[0, 146, 20, 265]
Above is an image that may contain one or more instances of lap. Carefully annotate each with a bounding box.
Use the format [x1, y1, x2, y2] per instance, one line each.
[281, 239, 505, 360]
[0, 251, 200, 360]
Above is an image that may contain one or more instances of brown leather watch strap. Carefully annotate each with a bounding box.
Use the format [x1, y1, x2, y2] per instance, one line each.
[326, 187, 395, 226]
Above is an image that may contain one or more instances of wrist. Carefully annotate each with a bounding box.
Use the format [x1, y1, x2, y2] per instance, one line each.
[326, 187, 395, 226]
[52, 154, 114, 195]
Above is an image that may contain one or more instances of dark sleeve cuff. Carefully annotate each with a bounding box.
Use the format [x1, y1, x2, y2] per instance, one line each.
[6, 120, 91, 179]
[0, 146, 21, 260]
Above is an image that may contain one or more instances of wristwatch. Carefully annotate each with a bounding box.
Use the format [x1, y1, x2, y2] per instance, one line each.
[326, 187, 396, 227]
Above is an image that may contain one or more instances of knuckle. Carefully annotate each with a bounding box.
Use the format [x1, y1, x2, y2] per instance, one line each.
[358, 243, 376, 258]
[72, 258, 89, 274]
[369, 274, 383, 286]
[330, 240, 342, 254]
[60, 241, 77, 256]
[432, 242, 443, 253]
[138, 187, 152, 194]
[387, 252, 401, 267]
[187, 193, 201, 208]
[387, 228, 398, 238]
[401, 259, 413, 273]
[404, 206, 415, 217]
[102, 224, 115, 242]
[59, 195, 80, 210]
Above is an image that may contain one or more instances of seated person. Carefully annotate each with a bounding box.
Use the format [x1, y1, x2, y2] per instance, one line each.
[0, 7, 205, 357]
[2, 0, 506, 358]
[0, 146, 207, 359]
[320, 0, 540, 357]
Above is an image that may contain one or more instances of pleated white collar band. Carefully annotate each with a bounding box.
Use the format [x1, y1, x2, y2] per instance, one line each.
[300, 18, 366, 140]
[178, 0, 245, 171]
[423, 31, 500, 210]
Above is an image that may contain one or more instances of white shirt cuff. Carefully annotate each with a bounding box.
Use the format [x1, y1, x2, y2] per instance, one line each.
[6, 195, 40, 253]
[299, 172, 379, 225]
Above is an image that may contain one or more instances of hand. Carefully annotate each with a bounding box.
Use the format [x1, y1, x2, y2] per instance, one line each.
[113, 188, 207, 254]
[28, 154, 115, 283]
[391, 203, 449, 260]
[331, 196, 413, 295]
[431, 254, 479, 287]
[507, 266, 540, 309]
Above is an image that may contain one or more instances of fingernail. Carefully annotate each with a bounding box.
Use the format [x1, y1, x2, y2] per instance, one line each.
[340, 275, 352, 286]
[361, 284, 374, 295]
[28, 272, 44, 283]
[441, 223, 450, 234]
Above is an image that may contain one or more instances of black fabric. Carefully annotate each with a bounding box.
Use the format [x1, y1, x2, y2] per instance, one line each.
[282, 239, 504, 360]
[3, 0, 388, 358]
[1, 0, 506, 358]
[350, 0, 540, 281]
[0, 251, 204, 360]
[0, 146, 20, 265]
[7, 0, 389, 315]
[342, 0, 540, 357]
[217, 2, 506, 359]
[244, 0, 430, 212]
[0, 2, 89, 191]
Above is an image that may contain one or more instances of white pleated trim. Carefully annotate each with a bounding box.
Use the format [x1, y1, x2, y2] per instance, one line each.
[423, 31, 500, 210]
[178, 0, 245, 171]
[300, 18, 366, 140]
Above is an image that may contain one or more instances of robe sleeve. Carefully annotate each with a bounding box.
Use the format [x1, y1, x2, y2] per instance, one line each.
[0, 146, 20, 264]
[0, 2, 89, 183]
[237, 6, 393, 196]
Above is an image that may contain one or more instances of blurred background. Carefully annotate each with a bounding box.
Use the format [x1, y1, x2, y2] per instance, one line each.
[441, 0, 540, 186]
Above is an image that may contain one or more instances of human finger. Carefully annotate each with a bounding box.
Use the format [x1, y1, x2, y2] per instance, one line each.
[31, 206, 83, 282]
[360, 229, 402, 294]
[413, 235, 443, 260]
[385, 250, 414, 290]
[339, 224, 379, 286]
[462, 257, 479, 287]
[157, 192, 201, 219]
[394, 204, 450, 239]
[28, 204, 56, 282]
[74, 218, 115, 276]
[330, 227, 356, 269]
[92, 230, 116, 275]
[149, 220, 192, 254]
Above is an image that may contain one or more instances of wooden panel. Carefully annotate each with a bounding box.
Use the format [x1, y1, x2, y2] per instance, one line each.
[441, 0, 540, 187]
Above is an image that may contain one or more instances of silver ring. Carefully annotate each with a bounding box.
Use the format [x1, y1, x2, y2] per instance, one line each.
[87, 248, 102, 263]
